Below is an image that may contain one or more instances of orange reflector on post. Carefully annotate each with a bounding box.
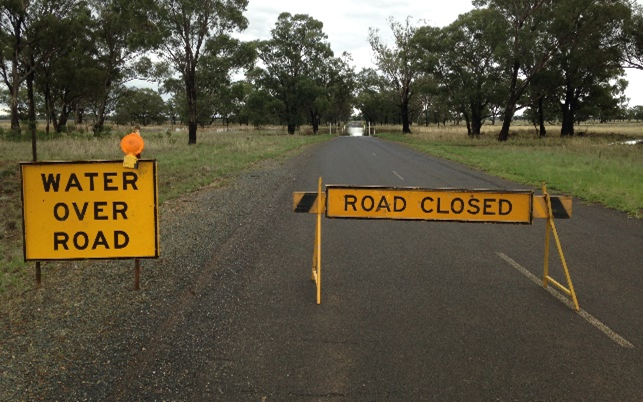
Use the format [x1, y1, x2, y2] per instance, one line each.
[121, 133, 144, 155]
[121, 133, 144, 168]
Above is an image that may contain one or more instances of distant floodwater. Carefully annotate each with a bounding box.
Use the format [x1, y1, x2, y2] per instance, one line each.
[348, 126, 364, 137]
[610, 139, 643, 145]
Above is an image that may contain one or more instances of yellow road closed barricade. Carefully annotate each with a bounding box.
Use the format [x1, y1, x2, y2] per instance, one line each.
[21, 160, 159, 261]
[294, 180, 578, 311]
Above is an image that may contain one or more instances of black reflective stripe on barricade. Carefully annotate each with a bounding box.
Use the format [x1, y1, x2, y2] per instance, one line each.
[293, 192, 326, 213]
[550, 197, 571, 219]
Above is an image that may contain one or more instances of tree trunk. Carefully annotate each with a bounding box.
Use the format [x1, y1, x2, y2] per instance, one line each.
[93, 77, 111, 134]
[538, 96, 546, 138]
[561, 109, 575, 136]
[560, 84, 575, 137]
[75, 107, 84, 125]
[311, 110, 319, 134]
[470, 103, 482, 138]
[10, 82, 21, 133]
[94, 104, 107, 133]
[58, 104, 71, 133]
[498, 107, 514, 142]
[401, 98, 411, 134]
[463, 109, 472, 137]
[188, 121, 197, 143]
[44, 79, 53, 135]
[10, 28, 21, 134]
[498, 61, 521, 142]
[186, 69, 198, 144]
[49, 110, 59, 133]
[27, 62, 37, 160]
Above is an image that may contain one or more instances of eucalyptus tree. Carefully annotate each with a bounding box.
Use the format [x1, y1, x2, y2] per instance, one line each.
[413, 25, 467, 129]
[150, 0, 250, 144]
[165, 97, 180, 126]
[304, 52, 356, 133]
[621, 1, 643, 69]
[209, 80, 252, 126]
[324, 53, 357, 126]
[88, 0, 161, 133]
[113, 87, 167, 126]
[1, 0, 32, 132]
[255, 13, 334, 134]
[549, 0, 630, 136]
[355, 68, 380, 124]
[415, 83, 434, 127]
[299, 75, 326, 133]
[473, 0, 601, 141]
[228, 80, 251, 125]
[577, 79, 628, 123]
[355, 67, 398, 126]
[524, 66, 560, 137]
[629, 105, 643, 121]
[0, 0, 79, 136]
[195, 34, 254, 127]
[417, 9, 507, 137]
[245, 87, 279, 128]
[368, 16, 423, 134]
[37, 47, 104, 133]
[26, 1, 88, 137]
[34, 3, 100, 133]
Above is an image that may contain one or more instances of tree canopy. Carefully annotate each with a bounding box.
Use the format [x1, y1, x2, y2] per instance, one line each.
[2, 0, 643, 146]
[252, 13, 341, 134]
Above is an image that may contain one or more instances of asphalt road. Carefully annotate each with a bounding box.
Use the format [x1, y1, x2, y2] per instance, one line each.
[114, 136, 642, 400]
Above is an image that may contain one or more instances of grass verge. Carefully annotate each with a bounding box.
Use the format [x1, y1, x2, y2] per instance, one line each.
[0, 128, 332, 297]
[378, 125, 643, 219]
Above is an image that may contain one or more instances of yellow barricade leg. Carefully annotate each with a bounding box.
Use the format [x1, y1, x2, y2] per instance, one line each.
[310, 177, 323, 304]
[316, 177, 322, 304]
[543, 212, 551, 287]
[311, 230, 317, 281]
[312, 199, 318, 282]
[542, 183, 580, 311]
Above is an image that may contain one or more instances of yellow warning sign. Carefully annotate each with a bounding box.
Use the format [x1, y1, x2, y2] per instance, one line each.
[325, 186, 533, 224]
[20, 160, 159, 261]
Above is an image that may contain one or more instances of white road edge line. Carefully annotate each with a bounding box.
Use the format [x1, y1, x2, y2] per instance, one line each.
[496, 252, 634, 349]
[392, 171, 405, 181]
[372, 153, 377, 156]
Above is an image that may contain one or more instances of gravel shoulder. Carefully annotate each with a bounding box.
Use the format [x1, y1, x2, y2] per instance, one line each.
[0, 143, 319, 400]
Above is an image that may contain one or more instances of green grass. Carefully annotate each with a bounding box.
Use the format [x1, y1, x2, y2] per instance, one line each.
[378, 127, 643, 218]
[0, 127, 332, 297]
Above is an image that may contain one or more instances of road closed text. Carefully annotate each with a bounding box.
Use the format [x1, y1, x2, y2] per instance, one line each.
[21, 161, 159, 260]
[326, 186, 533, 224]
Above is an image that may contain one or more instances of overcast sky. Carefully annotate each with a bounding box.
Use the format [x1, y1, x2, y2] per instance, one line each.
[238, 0, 643, 106]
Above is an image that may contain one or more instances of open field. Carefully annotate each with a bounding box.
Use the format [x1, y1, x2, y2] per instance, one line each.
[0, 126, 331, 297]
[378, 122, 643, 219]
